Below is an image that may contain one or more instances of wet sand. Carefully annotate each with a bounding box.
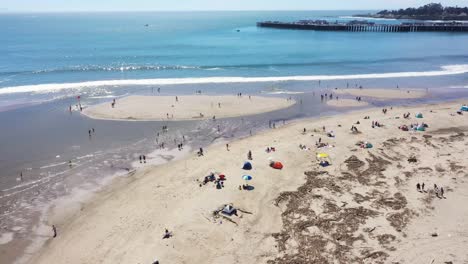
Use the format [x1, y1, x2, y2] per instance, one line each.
[326, 98, 369, 107]
[30, 99, 468, 264]
[335, 88, 427, 99]
[83, 95, 295, 121]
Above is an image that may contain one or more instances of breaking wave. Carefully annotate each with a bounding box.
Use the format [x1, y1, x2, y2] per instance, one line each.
[1, 64, 467, 95]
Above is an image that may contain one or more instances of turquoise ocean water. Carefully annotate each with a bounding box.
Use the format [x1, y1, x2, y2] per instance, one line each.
[1, 11, 468, 105]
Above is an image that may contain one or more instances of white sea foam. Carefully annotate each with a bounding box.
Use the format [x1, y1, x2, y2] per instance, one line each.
[1, 64, 467, 95]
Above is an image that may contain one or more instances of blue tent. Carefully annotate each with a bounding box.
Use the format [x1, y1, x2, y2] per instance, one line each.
[242, 161, 252, 170]
[461, 105, 468, 112]
[416, 113, 423, 118]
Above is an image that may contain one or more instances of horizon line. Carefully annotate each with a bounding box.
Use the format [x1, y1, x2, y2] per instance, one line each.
[0, 9, 378, 14]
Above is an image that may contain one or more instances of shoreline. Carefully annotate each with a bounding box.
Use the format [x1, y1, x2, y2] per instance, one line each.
[26, 98, 468, 264]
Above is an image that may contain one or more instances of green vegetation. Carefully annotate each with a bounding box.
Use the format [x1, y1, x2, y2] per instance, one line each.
[360, 3, 468, 21]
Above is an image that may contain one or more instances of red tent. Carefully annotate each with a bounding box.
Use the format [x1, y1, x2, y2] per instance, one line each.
[271, 161, 283, 170]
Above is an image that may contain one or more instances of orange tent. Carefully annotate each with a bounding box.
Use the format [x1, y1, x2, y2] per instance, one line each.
[271, 161, 283, 170]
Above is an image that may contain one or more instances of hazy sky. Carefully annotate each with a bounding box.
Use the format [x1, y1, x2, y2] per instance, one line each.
[2, 0, 467, 12]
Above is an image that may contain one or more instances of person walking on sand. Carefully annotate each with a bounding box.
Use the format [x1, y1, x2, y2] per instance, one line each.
[422, 182, 425, 192]
[143, 155, 146, 163]
[139, 155, 142, 163]
[416, 183, 421, 192]
[440, 187, 444, 198]
[247, 150, 252, 160]
[52, 225, 57, 238]
[175, 96, 178, 102]
[226, 144, 229, 151]
[163, 228, 171, 239]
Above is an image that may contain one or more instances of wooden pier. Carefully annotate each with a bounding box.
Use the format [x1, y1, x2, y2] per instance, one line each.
[257, 21, 468, 32]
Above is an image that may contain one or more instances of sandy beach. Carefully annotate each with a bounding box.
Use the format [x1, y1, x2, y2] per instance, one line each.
[83, 95, 295, 121]
[30, 99, 468, 264]
[335, 88, 427, 99]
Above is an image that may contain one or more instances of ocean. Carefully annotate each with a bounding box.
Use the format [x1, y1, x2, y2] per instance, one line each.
[1, 11, 468, 263]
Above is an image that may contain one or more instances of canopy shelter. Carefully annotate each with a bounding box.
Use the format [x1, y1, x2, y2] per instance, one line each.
[242, 175, 252, 181]
[316, 153, 331, 167]
[242, 161, 252, 170]
[270, 161, 283, 169]
[222, 204, 237, 216]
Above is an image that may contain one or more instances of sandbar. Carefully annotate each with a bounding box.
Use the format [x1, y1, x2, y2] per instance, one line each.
[83, 95, 295, 121]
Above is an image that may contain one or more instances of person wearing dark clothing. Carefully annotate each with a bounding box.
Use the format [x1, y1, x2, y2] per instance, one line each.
[52, 225, 57, 238]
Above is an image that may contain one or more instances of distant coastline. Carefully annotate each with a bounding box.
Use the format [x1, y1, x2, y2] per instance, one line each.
[354, 3, 468, 21]
[354, 14, 468, 21]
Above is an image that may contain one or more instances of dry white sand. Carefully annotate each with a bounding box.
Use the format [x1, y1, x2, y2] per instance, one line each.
[83, 95, 295, 121]
[30, 100, 468, 264]
[335, 88, 427, 99]
[326, 98, 369, 107]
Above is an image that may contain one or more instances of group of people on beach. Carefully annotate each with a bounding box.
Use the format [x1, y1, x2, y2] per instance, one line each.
[320, 92, 336, 102]
[371, 121, 383, 128]
[268, 120, 275, 129]
[417, 183, 445, 198]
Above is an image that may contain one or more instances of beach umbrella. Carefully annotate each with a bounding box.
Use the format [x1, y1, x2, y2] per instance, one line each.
[242, 175, 252, 181]
[317, 153, 329, 158]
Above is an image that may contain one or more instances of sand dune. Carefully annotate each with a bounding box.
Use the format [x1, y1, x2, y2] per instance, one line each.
[83, 95, 295, 121]
[32, 100, 468, 264]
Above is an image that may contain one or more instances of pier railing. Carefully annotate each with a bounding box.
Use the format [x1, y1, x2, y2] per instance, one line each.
[257, 21, 468, 32]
